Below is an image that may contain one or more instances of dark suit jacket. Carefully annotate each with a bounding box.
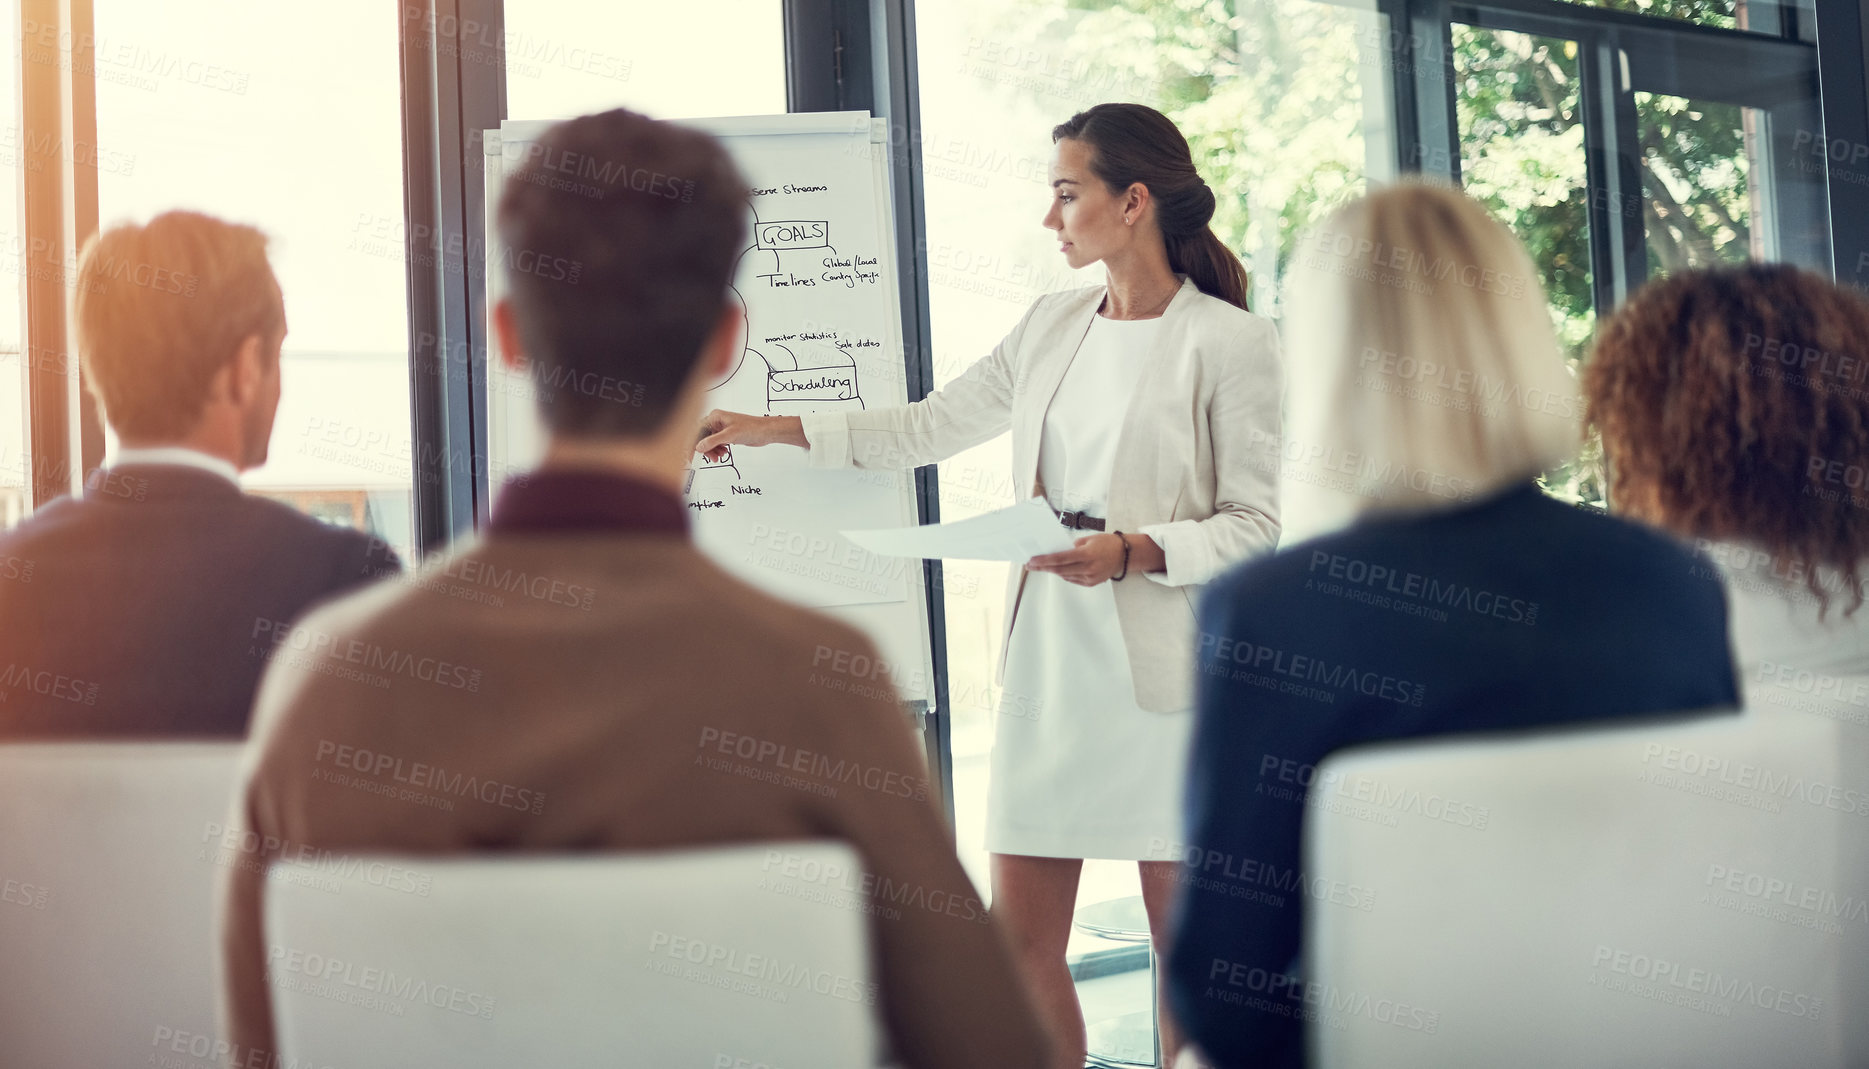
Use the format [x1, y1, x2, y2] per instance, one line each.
[0, 464, 397, 737]
[1167, 482, 1739, 1068]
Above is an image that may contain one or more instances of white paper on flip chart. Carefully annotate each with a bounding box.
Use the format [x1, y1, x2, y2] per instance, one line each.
[841, 497, 1078, 562]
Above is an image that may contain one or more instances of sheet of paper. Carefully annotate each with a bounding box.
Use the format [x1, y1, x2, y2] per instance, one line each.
[841, 496, 1077, 562]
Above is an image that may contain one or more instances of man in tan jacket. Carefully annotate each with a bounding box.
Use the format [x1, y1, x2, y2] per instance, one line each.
[217, 107, 1051, 1069]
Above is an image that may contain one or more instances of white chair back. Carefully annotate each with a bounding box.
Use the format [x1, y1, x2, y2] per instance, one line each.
[1303, 709, 1860, 1068]
[0, 741, 244, 1069]
[266, 841, 883, 1068]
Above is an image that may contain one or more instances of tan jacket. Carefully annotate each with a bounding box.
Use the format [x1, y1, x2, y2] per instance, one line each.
[802, 275, 1283, 711]
[216, 532, 1050, 1069]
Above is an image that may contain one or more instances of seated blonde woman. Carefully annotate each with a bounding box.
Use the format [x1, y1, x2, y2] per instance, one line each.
[1165, 181, 1740, 1069]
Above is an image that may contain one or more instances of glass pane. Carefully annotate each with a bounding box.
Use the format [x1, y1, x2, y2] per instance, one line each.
[93, 0, 415, 562]
[1553, 0, 1799, 33]
[0, 0, 26, 528]
[1454, 26, 1592, 356]
[503, 1, 784, 120]
[916, 0, 1380, 959]
[1637, 91, 1756, 271]
[1452, 25, 1603, 508]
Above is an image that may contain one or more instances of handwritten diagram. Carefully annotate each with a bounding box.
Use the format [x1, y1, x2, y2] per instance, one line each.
[750, 218, 833, 287]
[670, 130, 911, 610]
[486, 118, 913, 612]
[690, 199, 881, 490]
[484, 115, 929, 695]
[764, 341, 863, 412]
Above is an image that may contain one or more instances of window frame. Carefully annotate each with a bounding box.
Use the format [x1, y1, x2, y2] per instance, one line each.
[20, 0, 103, 509]
[1368, 0, 1831, 316]
[400, 0, 505, 550]
[781, 0, 955, 823]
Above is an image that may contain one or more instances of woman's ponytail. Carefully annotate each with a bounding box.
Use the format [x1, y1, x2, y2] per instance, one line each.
[1052, 103, 1250, 311]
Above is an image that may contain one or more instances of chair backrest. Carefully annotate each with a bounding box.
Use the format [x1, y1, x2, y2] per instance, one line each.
[1303, 709, 1860, 1069]
[266, 841, 884, 1068]
[0, 741, 245, 1069]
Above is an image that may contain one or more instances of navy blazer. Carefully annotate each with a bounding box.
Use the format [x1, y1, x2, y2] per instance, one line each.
[1167, 482, 1739, 1068]
[0, 464, 399, 737]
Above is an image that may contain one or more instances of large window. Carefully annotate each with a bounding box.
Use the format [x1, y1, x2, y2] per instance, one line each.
[93, 0, 415, 559]
[1443, 1, 1826, 507]
[503, 1, 784, 120]
[11, 0, 1820, 550]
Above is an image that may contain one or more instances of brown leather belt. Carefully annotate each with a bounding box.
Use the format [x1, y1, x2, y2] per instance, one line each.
[1053, 507, 1106, 532]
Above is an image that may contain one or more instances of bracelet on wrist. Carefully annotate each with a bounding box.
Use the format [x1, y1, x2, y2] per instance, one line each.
[1112, 531, 1131, 581]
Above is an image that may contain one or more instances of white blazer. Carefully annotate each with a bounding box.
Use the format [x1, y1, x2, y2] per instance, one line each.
[801, 274, 1283, 712]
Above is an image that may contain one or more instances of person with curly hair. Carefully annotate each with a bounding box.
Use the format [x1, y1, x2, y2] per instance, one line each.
[1584, 262, 1869, 620]
[1584, 261, 1869, 1067]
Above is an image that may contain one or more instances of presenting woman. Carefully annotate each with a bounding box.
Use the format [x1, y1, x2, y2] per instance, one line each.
[697, 101, 1282, 1067]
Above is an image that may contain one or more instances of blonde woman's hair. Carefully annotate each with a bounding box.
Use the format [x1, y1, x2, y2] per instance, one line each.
[1279, 179, 1579, 539]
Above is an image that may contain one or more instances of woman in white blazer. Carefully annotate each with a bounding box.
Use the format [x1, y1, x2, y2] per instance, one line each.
[698, 102, 1282, 1067]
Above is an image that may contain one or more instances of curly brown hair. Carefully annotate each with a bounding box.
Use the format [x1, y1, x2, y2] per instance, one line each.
[1584, 263, 1869, 616]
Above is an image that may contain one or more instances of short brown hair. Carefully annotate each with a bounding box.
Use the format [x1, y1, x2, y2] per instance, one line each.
[75, 210, 284, 441]
[496, 108, 749, 437]
[1584, 263, 1869, 614]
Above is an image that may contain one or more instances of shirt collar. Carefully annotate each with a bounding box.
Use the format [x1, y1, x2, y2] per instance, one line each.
[108, 445, 240, 484]
[487, 467, 689, 537]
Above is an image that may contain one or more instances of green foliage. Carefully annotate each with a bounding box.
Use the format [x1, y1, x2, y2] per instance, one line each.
[1584, 0, 1738, 27]
[1451, 26, 1601, 504]
[1638, 92, 1753, 273]
[1035, 0, 1371, 316]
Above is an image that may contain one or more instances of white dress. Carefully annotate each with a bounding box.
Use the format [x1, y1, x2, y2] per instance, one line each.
[986, 312, 1197, 860]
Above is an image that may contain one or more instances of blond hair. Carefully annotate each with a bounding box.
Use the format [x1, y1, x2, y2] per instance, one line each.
[1279, 180, 1579, 538]
[75, 210, 284, 441]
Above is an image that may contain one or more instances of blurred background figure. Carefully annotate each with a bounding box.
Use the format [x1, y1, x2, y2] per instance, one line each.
[0, 210, 397, 738]
[1167, 182, 1738, 1069]
[1586, 262, 1869, 1067]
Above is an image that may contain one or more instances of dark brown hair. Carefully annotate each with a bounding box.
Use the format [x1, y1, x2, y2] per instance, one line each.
[1051, 103, 1249, 311]
[1584, 263, 1869, 615]
[497, 108, 749, 436]
[76, 211, 283, 440]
